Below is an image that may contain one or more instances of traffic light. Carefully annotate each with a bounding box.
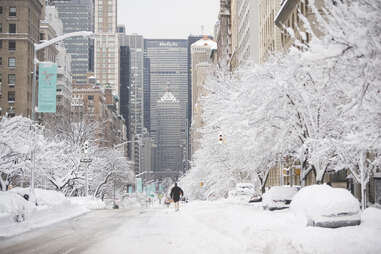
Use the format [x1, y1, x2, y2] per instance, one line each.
[83, 141, 89, 154]
[218, 133, 223, 144]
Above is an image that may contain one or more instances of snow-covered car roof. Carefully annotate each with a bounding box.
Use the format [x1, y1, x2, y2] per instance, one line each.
[290, 184, 360, 218]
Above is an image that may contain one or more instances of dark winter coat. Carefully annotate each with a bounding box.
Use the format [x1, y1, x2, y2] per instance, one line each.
[170, 186, 184, 202]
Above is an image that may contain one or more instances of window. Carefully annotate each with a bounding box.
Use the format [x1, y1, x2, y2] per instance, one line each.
[0, 57, 2, 65]
[8, 57, 15, 67]
[9, 24, 16, 33]
[0, 7, 3, 15]
[0, 40, 2, 48]
[8, 40, 15, 50]
[40, 33, 44, 40]
[8, 74, 15, 86]
[88, 95, 94, 100]
[8, 91, 15, 102]
[0, 23, 2, 33]
[9, 7, 16, 17]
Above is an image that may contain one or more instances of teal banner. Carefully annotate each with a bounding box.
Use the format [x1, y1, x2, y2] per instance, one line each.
[38, 62, 57, 113]
[128, 186, 133, 193]
[136, 178, 143, 193]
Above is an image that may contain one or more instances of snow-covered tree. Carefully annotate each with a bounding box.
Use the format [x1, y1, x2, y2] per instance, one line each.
[182, 0, 381, 201]
[0, 116, 39, 191]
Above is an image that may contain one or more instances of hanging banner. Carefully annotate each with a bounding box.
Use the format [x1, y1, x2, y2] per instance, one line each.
[136, 177, 143, 193]
[128, 186, 133, 193]
[38, 62, 57, 113]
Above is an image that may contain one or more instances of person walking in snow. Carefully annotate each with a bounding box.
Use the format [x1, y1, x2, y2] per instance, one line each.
[170, 183, 184, 211]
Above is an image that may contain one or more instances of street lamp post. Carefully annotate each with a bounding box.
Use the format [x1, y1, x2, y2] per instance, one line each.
[30, 31, 94, 202]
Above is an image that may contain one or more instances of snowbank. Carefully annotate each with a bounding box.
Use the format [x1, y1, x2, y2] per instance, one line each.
[0, 188, 89, 238]
[69, 196, 106, 210]
[10, 187, 68, 207]
[290, 185, 360, 227]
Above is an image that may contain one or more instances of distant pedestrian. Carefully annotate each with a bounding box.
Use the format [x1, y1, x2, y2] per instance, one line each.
[170, 183, 184, 211]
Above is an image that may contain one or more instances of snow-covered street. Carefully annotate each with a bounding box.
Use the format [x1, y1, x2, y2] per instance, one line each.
[2, 201, 380, 254]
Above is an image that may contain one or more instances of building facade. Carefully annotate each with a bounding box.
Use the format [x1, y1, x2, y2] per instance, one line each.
[94, 0, 119, 98]
[156, 90, 183, 178]
[48, 0, 94, 85]
[275, 0, 325, 50]
[0, 0, 43, 118]
[144, 39, 189, 173]
[119, 31, 145, 173]
[190, 37, 216, 154]
[71, 78, 126, 150]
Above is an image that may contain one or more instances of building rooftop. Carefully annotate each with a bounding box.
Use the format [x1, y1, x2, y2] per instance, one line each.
[191, 36, 217, 49]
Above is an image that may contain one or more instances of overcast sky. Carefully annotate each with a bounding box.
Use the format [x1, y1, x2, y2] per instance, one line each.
[117, 0, 220, 39]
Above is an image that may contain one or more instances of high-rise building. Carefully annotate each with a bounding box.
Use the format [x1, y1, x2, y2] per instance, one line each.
[94, 0, 119, 97]
[143, 57, 151, 132]
[187, 35, 213, 132]
[119, 30, 144, 172]
[0, 0, 43, 118]
[144, 39, 189, 175]
[40, 6, 72, 122]
[48, 0, 94, 85]
[190, 37, 216, 154]
[157, 90, 182, 176]
[119, 45, 130, 141]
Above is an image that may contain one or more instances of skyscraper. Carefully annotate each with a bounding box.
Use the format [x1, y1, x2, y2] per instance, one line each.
[48, 0, 94, 85]
[94, 0, 119, 97]
[143, 57, 151, 132]
[144, 39, 189, 176]
[119, 31, 144, 172]
[157, 90, 182, 175]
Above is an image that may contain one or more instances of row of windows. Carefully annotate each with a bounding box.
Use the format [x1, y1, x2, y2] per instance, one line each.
[0, 40, 16, 50]
[0, 23, 17, 33]
[0, 6, 17, 17]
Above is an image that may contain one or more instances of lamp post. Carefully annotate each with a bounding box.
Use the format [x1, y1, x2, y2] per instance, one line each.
[30, 31, 94, 202]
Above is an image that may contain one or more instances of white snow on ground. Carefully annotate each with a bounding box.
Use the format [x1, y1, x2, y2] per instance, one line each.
[70, 196, 106, 210]
[0, 189, 105, 238]
[84, 200, 381, 254]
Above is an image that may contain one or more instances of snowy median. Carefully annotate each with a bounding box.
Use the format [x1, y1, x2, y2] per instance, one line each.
[0, 188, 105, 238]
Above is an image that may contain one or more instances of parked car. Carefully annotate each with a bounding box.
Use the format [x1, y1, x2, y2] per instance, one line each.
[248, 194, 262, 203]
[228, 183, 257, 201]
[262, 186, 300, 211]
[290, 184, 361, 228]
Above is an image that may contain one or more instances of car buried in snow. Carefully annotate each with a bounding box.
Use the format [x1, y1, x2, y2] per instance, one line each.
[228, 183, 257, 202]
[262, 186, 300, 211]
[290, 184, 361, 228]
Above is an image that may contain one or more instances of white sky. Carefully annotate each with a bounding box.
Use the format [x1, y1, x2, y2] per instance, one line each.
[117, 0, 220, 39]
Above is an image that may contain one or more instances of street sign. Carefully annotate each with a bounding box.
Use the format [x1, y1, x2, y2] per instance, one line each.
[38, 62, 57, 113]
[136, 177, 143, 193]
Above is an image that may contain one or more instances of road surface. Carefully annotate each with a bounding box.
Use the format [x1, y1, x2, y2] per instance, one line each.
[0, 208, 141, 254]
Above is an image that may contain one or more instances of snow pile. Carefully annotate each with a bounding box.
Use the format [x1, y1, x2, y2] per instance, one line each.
[118, 195, 142, 209]
[262, 186, 299, 209]
[290, 185, 360, 217]
[0, 188, 89, 238]
[10, 187, 68, 207]
[0, 191, 31, 215]
[70, 196, 106, 210]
